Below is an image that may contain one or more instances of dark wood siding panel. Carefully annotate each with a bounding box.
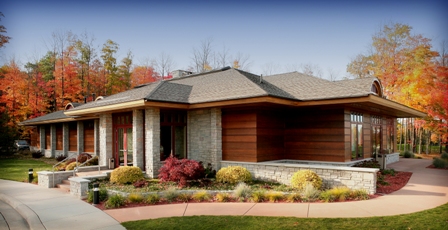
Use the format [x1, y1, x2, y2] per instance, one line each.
[69, 122, 77, 151]
[222, 110, 257, 162]
[285, 108, 346, 162]
[84, 120, 95, 153]
[31, 127, 39, 148]
[45, 126, 50, 149]
[56, 124, 63, 150]
[256, 110, 284, 162]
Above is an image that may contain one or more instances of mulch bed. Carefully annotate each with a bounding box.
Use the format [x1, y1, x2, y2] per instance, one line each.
[426, 165, 448, 170]
[376, 171, 412, 194]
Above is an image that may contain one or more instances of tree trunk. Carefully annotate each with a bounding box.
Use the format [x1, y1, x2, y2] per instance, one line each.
[426, 131, 431, 154]
[418, 127, 422, 154]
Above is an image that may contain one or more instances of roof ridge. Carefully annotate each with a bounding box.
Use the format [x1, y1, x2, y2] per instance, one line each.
[168, 66, 232, 82]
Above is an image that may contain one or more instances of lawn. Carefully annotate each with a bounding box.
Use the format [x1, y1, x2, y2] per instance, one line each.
[122, 202, 448, 230]
[0, 157, 55, 182]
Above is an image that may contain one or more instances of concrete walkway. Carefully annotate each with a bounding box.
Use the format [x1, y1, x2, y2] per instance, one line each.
[0, 179, 125, 230]
[0, 158, 447, 228]
[104, 158, 448, 222]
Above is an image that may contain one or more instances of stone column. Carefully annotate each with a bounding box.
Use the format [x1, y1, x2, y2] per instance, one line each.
[63, 123, 69, 156]
[48, 124, 56, 158]
[39, 126, 45, 152]
[99, 114, 113, 167]
[133, 109, 144, 170]
[77, 121, 84, 154]
[210, 108, 222, 170]
[94, 119, 100, 156]
[145, 108, 160, 178]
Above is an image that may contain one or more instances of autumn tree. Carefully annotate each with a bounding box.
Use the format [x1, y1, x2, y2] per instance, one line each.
[0, 12, 11, 49]
[101, 39, 119, 95]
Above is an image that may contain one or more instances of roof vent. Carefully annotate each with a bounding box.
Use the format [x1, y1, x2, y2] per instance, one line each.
[221, 66, 231, 71]
[259, 74, 263, 84]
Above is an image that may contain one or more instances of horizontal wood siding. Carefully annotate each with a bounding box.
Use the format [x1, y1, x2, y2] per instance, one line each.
[222, 110, 257, 162]
[69, 122, 77, 151]
[84, 120, 95, 153]
[56, 124, 63, 150]
[256, 111, 284, 162]
[285, 108, 345, 162]
[45, 126, 50, 149]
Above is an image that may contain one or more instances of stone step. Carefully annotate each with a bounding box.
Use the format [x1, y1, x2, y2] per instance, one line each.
[56, 183, 70, 192]
[61, 179, 70, 185]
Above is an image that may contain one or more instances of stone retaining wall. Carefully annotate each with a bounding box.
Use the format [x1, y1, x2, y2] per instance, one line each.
[221, 161, 379, 194]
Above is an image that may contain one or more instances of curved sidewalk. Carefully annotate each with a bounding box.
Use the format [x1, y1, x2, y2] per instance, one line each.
[105, 158, 448, 222]
[0, 179, 125, 230]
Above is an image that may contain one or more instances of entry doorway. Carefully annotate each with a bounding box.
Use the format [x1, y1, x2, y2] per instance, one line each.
[113, 113, 133, 167]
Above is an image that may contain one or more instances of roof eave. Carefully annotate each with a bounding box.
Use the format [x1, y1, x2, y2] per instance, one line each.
[65, 100, 146, 116]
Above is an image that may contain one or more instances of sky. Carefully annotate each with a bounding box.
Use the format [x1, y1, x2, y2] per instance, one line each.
[1, 0, 447, 80]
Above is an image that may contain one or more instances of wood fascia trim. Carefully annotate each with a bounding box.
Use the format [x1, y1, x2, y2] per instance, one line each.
[188, 96, 298, 109]
[143, 101, 190, 109]
[294, 97, 369, 106]
[64, 100, 146, 116]
[368, 95, 426, 117]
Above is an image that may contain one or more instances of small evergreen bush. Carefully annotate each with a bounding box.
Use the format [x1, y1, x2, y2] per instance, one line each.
[145, 194, 160, 204]
[440, 152, 448, 160]
[87, 188, 108, 203]
[251, 190, 267, 203]
[290, 169, 322, 190]
[128, 193, 144, 203]
[192, 190, 211, 202]
[433, 158, 448, 169]
[65, 162, 80, 171]
[216, 166, 252, 184]
[381, 168, 396, 176]
[110, 166, 144, 184]
[233, 182, 252, 201]
[105, 194, 125, 209]
[158, 156, 205, 187]
[216, 193, 232, 202]
[403, 151, 414, 158]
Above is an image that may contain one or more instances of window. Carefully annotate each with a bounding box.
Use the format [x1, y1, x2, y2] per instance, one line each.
[351, 112, 363, 160]
[371, 116, 382, 157]
[160, 111, 187, 161]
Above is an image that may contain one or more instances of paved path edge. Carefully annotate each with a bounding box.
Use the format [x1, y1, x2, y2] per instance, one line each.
[0, 193, 46, 230]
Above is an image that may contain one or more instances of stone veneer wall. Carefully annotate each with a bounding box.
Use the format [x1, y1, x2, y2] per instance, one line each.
[133, 109, 144, 170]
[145, 108, 161, 178]
[221, 161, 379, 194]
[188, 108, 222, 170]
[99, 114, 113, 167]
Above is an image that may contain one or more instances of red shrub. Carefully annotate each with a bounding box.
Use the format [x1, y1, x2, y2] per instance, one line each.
[158, 156, 205, 187]
[77, 153, 92, 163]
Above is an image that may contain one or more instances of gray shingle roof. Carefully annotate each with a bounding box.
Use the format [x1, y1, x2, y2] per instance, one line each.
[20, 111, 71, 125]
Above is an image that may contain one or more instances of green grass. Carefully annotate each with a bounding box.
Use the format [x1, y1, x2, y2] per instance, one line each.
[0, 158, 54, 182]
[123, 202, 448, 230]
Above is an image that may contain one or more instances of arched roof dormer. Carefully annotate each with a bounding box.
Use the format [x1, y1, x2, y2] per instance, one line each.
[371, 79, 384, 98]
[65, 102, 82, 111]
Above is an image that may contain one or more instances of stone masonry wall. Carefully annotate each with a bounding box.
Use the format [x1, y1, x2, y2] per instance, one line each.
[145, 108, 161, 178]
[188, 108, 222, 170]
[221, 161, 379, 194]
[133, 109, 144, 170]
[99, 114, 113, 167]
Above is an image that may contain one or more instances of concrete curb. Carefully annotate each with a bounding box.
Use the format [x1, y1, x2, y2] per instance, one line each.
[0, 193, 46, 230]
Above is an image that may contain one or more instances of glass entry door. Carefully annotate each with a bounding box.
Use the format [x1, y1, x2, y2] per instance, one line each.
[117, 127, 133, 167]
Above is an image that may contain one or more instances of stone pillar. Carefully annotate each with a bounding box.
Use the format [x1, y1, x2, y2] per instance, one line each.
[94, 119, 100, 156]
[145, 108, 160, 178]
[99, 114, 113, 167]
[39, 126, 45, 152]
[77, 121, 84, 154]
[210, 108, 222, 170]
[63, 123, 69, 156]
[133, 109, 144, 170]
[48, 124, 56, 158]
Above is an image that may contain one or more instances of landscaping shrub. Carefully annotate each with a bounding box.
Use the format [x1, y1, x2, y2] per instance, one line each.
[233, 182, 252, 201]
[177, 193, 191, 202]
[133, 179, 148, 188]
[145, 194, 160, 204]
[352, 159, 380, 168]
[87, 188, 108, 203]
[203, 162, 216, 179]
[77, 153, 92, 163]
[432, 158, 448, 169]
[163, 186, 179, 203]
[56, 154, 66, 162]
[286, 192, 302, 203]
[441, 152, 448, 160]
[290, 169, 322, 190]
[32, 171, 38, 183]
[110, 166, 144, 185]
[266, 191, 284, 202]
[216, 166, 252, 184]
[319, 186, 351, 202]
[300, 183, 321, 201]
[403, 151, 414, 158]
[86, 156, 98, 166]
[192, 190, 211, 202]
[381, 168, 396, 176]
[216, 192, 232, 202]
[105, 194, 125, 209]
[158, 156, 205, 187]
[31, 150, 43, 158]
[251, 190, 267, 203]
[65, 162, 80, 171]
[350, 189, 369, 200]
[128, 193, 144, 203]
